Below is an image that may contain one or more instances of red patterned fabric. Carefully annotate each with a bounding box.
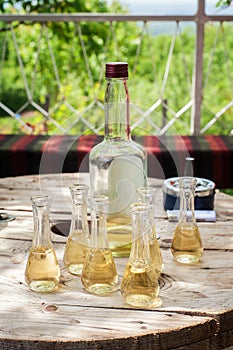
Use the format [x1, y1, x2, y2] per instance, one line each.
[0, 134, 232, 189]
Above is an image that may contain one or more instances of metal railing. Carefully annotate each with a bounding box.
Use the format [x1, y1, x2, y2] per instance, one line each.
[0, 0, 233, 135]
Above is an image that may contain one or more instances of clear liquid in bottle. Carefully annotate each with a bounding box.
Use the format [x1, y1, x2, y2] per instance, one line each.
[121, 259, 161, 308]
[90, 149, 146, 257]
[171, 177, 203, 264]
[25, 246, 60, 293]
[63, 231, 89, 275]
[137, 186, 163, 276]
[149, 235, 163, 277]
[63, 184, 90, 275]
[81, 195, 118, 295]
[171, 224, 203, 264]
[81, 247, 118, 295]
[121, 203, 162, 308]
[89, 62, 147, 257]
[25, 195, 60, 293]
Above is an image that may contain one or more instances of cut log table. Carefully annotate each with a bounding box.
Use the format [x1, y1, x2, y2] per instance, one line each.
[0, 173, 233, 350]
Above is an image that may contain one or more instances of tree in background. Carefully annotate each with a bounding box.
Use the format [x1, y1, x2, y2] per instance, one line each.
[0, 0, 140, 134]
[0, 0, 233, 135]
[216, 0, 232, 7]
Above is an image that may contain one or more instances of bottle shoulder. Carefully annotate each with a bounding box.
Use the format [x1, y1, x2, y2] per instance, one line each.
[89, 138, 147, 160]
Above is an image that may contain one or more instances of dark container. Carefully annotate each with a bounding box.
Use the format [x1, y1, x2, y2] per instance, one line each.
[163, 177, 216, 211]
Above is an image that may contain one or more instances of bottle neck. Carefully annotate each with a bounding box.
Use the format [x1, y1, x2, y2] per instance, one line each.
[130, 207, 151, 261]
[104, 78, 131, 140]
[138, 187, 157, 238]
[70, 201, 88, 234]
[184, 157, 195, 176]
[32, 204, 51, 248]
[90, 196, 109, 249]
[179, 187, 196, 224]
[69, 184, 89, 235]
[91, 209, 108, 249]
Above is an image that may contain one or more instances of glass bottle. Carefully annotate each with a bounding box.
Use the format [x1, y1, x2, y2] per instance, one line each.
[89, 62, 147, 257]
[184, 157, 195, 177]
[121, 203, 161, 308]
[137, 186, 163, 277]
[25, 195, 60, 293]
[63, 184, 90, 275]
[81, 195, 118, 295]
[171, 177, 203, 264]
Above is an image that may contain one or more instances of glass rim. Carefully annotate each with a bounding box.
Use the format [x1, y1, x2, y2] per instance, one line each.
[179, 176, 197, 185]
[138, 186, 157, 192]
[89, 195, 109, 212]
[69, 183, 89, 191]
[130, 202, 150, 212]
[31, 194, 51, 201]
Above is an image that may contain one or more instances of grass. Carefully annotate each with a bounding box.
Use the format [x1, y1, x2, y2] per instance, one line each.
[0, 116, 21, 134]
[221, 189, 233, 196]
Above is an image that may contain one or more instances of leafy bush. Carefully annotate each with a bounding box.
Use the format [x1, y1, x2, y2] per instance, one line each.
[0, 1, 233, 135]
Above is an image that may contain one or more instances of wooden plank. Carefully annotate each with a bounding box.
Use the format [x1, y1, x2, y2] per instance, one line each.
[0, 299, 217, 344]
[158, 219, 233, 250]
[1, 174, 233, 349]
[2, 211, 233, 250]
[0, 241, 218, 349]
[0, 238, 232, 327]
[219, 329, 233, 349]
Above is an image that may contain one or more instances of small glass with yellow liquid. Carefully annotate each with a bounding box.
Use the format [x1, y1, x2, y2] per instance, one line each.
[63, 184, 90, 275]
[25, 195, 60, 293]
[121, 203, 162, 308]
[171, 177, 203, 264]
[137, 186, 163, 277]
[81, 196, 118, 295]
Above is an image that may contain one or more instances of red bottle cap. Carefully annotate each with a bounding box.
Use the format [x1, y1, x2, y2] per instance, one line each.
[105, 62, 128, 78]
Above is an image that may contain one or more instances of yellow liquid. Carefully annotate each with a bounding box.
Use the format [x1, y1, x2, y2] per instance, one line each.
[171, 224, 203, 264]
[81, 248, 118, 295]
[63, 233, 89, 275]
[107, 216, 132, 258]
[121, 259, 161, 308]
[25, 246, 60, 293]
[150, 239, 163, 277]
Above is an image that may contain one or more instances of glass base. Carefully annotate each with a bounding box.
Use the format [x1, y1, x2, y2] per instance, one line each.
[85, 283, 117, 295]
[28, 279, 58, 293]
[66, 263, 83, 275]
[173, 252, 201, 264]
[124, 294, 162, 308]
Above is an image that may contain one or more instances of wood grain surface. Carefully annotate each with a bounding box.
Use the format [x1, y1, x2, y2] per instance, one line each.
[0, 173, 233, 350]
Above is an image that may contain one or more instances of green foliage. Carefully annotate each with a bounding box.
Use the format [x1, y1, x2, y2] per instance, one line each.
[216, 0, 232, 7]
[221, 188, 233, 195]
[0, 0, 233, 135]
[201, 24, 233, 134]
[0, 0, 109, 13]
